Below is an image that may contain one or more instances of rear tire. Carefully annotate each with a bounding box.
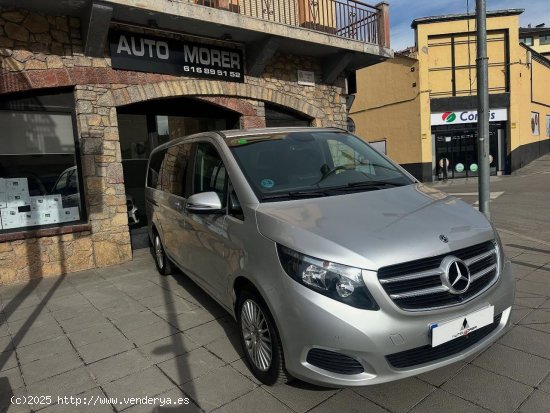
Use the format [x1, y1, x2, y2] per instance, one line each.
[237, 289, 292, 385]
[153, 233, 173, 275]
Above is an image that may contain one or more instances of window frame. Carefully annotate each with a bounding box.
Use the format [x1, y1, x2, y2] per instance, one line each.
[520, 36, 533, 46]
[540, 35, 550, 45]
[0, 89, 88, 233]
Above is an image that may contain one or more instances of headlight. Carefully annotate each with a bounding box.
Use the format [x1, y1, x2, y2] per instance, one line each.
[492, 226, 505, 273]
[277, 245, 379, 310]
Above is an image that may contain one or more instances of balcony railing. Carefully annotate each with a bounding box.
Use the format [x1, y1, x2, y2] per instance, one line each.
[183, 0, 389, 46]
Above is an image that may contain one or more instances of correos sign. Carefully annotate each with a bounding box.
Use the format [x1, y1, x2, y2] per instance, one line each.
[431, 108, 507, 126]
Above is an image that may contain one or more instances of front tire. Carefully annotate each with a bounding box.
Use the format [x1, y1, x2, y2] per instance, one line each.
[237, 289, 291, 385]
[153, 233, 173, 275]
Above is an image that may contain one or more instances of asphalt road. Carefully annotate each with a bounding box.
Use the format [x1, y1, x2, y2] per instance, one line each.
[429, 156, 550, 244]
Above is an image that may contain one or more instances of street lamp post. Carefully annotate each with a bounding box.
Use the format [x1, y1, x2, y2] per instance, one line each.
[476, 0, 491, 219]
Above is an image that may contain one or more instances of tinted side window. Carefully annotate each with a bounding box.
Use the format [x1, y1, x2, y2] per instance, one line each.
[159, 143, 193, 197]
[147, 148, 166, 189]
[193, 142, 227, 205]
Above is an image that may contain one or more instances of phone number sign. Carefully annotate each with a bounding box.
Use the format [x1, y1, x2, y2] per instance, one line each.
[109, 31, 244, 83]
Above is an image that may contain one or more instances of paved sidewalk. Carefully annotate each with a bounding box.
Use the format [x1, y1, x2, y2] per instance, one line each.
[511, 154, 550, 177]
[1, 235, 549, 413]
[429, 154, 550, 187]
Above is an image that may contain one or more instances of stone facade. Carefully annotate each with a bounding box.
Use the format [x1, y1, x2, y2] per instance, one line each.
[0, 7, 348, 284]
[0, 232, 94, 283]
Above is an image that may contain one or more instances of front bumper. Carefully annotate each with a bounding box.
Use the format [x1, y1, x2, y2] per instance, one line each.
[274, 260, 515, 387]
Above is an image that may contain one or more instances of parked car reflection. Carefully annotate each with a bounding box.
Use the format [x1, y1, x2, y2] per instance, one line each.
[51, 166, 139, 225]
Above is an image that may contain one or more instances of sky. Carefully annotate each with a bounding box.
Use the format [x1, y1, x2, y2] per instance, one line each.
[389, 0, 550, 51]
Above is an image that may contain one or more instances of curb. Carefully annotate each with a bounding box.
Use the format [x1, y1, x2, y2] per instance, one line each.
[496, 227, 550, 247]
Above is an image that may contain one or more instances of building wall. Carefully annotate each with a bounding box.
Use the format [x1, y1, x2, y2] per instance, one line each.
[350, 55, 424, 178]
[0, 7, 347, 284]
[511, 48, 550, 169]
[425, 30, 508, 98]
[352, 12, 550, 181]
[414, 14, 522, 170]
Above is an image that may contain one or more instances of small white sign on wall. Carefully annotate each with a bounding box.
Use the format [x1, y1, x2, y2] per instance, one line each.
[531, 112, 540, 136]
[297, 70, 315, 86]
[369, 139, 387, 154]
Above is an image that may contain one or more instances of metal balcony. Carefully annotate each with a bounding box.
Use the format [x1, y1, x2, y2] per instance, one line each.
[189, 0, 388, 46]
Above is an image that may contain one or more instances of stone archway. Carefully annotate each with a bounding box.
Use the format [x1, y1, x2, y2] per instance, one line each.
[196, 96, 265, 129]
[107, 79, 326, 125]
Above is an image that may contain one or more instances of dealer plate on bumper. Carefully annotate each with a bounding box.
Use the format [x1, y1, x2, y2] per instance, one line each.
[431, 305, 494, 347]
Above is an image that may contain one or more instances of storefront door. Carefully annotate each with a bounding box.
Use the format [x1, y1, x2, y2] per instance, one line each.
[434, 122, 505, 180]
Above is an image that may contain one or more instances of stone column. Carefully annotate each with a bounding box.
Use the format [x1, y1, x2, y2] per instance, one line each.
[376, 2, 390, 48]
[74, 86, 132, 267]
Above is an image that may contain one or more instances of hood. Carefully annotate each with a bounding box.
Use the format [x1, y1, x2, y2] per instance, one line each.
[255, 184, 494, 270]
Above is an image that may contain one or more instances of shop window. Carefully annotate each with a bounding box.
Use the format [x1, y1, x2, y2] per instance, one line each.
[0, 109, 84, 232]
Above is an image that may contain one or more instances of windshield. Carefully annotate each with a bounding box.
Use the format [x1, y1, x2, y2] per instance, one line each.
[229, 131, 414, 202]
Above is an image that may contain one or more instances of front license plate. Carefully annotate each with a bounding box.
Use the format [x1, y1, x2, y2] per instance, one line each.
[431, 305, 494, 347]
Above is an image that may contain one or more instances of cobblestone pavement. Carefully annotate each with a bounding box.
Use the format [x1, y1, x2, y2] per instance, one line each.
[1, 158, 550, 413]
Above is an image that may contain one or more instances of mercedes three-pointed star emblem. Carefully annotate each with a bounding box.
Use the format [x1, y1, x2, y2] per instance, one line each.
[440, 256, 471, 294]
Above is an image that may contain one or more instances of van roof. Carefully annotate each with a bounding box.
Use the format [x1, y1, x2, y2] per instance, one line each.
[219, 127, 346, 139]
[149, 127, 347, 155]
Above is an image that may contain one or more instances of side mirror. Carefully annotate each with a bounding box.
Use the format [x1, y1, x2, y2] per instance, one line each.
[186, 192, 223, 214]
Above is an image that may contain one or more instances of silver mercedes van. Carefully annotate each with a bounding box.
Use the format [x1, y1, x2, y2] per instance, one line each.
[145, 127, 515, 387]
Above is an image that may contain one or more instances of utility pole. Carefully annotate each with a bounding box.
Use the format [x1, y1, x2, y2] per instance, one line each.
[476, 0, 491, 219]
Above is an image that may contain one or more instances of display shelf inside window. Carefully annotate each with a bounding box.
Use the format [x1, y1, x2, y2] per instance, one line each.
[0, 111, 83, 232]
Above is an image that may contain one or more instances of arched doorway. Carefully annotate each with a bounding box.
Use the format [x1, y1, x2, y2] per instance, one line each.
[117, 96, 240, 249]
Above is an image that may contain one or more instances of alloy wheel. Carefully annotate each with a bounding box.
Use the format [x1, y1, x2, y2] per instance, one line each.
[155, 236, 164, 270]
[241, 299, 273, 371]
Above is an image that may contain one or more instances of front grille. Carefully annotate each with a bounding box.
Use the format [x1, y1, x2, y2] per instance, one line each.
[386, 313, 502, 369]
[377, 241, 499, 311]
[306, 348, 364, 375]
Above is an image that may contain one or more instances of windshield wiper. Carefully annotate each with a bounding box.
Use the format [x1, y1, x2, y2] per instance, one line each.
[348, 180, 405, 188]
[261, 190, 331, 201]
[329, 180, 405, 192]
